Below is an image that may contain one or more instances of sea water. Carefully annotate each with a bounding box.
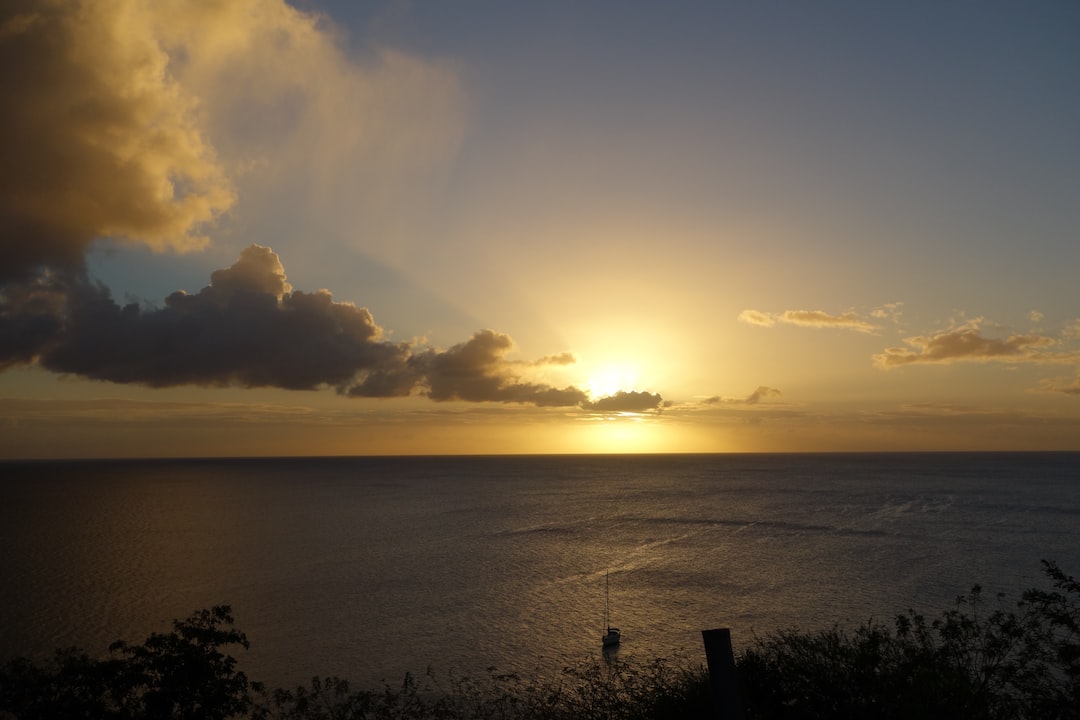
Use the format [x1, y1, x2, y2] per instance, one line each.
[2, 452, 1078, 690]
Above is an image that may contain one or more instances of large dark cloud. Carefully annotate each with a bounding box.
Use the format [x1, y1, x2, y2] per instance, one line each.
[12, 246, 405, 390]
[0, 273, 65, 370]
[0, 246, 662, 411]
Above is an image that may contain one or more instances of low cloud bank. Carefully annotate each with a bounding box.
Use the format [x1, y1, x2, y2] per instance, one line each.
[1, 246, 661, 411]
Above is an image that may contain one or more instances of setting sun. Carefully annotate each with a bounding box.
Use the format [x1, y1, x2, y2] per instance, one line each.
[584, 364, 642, 401]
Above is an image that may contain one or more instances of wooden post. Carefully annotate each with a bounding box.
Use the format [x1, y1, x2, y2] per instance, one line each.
[701, 628, 744, 720]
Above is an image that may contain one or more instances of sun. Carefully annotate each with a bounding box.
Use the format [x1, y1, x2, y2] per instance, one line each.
[585, 364, 641, 400]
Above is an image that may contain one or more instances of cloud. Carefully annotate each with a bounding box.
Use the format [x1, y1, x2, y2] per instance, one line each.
[408, 329, 590, 407]
[744, 386, 782, 405]
[0, 0, 466, 282]
[17, 246, 405, 390]
[584, 390, 664, 413]
[870, 302, 904, 323]
[737, 309, 775, 327]
[739, 308, 878, 333]
[2, 245, 664, 410]
[0, 274, 65, 370]
[0, 2, 663, 413]
[0, 397, 318, 425]
[0, 0, 234, 281]
[703, 386, 782, 405]
[1037, 374, 1080, 396]
[873, 325, 1074, 369]
[531, 352, 577, 366]
[153, 0, 467, 269]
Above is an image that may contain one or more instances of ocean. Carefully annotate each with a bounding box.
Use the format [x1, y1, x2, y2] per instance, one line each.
[2, 452, 1078, 690]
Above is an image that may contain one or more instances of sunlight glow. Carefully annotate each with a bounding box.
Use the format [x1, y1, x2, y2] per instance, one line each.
[581, 414, 666, 453]
[585, 364, 641, 400]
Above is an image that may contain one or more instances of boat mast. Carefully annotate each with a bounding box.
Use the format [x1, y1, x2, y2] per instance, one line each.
[605, 571, 610, 630]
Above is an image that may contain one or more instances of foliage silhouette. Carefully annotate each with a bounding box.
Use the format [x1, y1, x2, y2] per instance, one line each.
[2, 563, 1078, 719]
[0, 605, 257, 720]
[737, 563, 1080, 720]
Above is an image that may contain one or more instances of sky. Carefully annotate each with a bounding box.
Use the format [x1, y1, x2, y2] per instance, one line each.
[2, 0, 1079, 457]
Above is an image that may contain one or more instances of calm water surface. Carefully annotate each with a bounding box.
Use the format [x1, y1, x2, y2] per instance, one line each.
[2, 453, 1078, 689]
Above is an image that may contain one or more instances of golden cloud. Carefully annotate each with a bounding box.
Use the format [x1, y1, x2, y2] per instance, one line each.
[873, 327, 1074, 369]
[739, 308, 878, 333]
[1, 0, 236, 280]
[0, 0, 467, 281]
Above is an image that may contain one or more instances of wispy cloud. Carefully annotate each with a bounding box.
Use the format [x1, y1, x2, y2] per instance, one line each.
[739, 308, 880, 333]
[736, 309, 776, 328]
[702, 386, 782, 406]
[1037, 374, 1080, 396]
[870, 302, 904, 323]
[0, 397, 318, 424]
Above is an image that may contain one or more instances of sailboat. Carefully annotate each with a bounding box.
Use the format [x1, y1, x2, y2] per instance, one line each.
[602, 571, 620, 648]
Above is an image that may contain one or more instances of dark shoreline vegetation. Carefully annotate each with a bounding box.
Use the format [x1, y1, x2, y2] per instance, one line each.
[2, 562, 1077, 720]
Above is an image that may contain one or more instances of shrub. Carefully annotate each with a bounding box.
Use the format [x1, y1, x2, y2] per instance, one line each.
[3, 563, 1078, 719]
[0, 605, 257, 720]
[736, 562, 1080, 720]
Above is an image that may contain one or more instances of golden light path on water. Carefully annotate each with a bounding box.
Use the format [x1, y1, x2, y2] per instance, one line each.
[4, 454, 1079, 691]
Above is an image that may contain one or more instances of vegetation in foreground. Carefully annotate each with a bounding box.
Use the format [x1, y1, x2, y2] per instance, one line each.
[1, 561, 1077, 720]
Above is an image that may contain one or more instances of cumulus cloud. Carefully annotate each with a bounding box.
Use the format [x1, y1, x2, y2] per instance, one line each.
[0, 0, 466, 279]
[0, 274, 65, 370]
[1, 245, 663, 410]
[0, 0, 234, 281]
[584, 390, 664, 413]
[409, 330, 590, 407]
[873, 325, 1074, 369]
[739, 308, 878, 333]
[17, 246, 404, 389]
